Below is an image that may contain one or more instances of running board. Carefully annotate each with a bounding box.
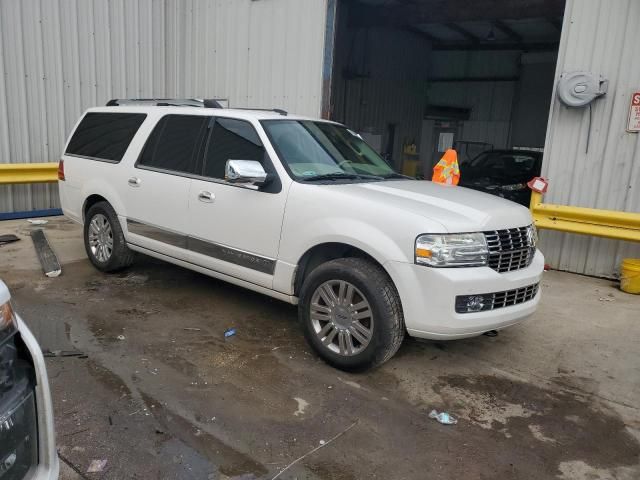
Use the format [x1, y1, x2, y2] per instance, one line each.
[31, 229, 61, 277]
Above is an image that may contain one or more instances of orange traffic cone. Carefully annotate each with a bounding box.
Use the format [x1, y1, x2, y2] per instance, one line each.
[432, 149, 460, 186]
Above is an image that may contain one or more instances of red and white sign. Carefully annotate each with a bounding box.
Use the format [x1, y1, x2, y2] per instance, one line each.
[527, 177, 548, 194]
[628, 91, 640, 132]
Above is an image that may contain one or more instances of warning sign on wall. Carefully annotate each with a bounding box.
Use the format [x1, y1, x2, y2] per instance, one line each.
[628, 91, 640, 132]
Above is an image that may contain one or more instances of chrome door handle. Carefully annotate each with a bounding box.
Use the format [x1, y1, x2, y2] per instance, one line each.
[128, 177, 141, 187]
[198, 191, 215, 203]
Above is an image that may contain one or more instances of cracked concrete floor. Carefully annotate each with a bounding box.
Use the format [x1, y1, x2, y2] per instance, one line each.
[1, 216, 639, 479]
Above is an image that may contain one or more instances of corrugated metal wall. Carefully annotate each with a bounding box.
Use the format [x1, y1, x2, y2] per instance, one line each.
[0, 0, 328, 214]
[428, 51, 520, 153]
[540, 0, 640, 277]
[330, 14, 430, 168]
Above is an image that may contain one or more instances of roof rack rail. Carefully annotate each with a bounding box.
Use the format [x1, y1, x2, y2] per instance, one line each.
[105, 99, 288, 115]
[232, 107, 288, 116]
[106, 98, 227, 108]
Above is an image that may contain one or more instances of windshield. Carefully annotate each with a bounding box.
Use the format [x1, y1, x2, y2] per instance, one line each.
[465, 151, 540, 181]
[262, 120, 397, 180]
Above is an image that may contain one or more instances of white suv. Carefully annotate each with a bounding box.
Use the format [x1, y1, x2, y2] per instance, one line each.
[58, 100, 544, 371]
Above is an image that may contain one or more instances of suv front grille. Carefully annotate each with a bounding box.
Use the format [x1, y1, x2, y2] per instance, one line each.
[455, 283, 540, 313]
[484, 226, 536, 273]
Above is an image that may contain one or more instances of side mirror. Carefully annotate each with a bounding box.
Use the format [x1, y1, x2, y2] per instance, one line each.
[225, 160, 269, 187]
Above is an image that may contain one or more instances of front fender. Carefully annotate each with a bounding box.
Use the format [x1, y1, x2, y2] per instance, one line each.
[285, 217, 412, 266]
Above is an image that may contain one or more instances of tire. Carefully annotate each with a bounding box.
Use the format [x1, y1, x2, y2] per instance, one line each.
[84, 201, 134, 272]
[298, 258, 405, 372]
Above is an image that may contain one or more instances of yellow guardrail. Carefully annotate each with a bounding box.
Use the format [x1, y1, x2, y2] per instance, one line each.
[0, 162, 58, 185]
[530, 191, 640, 243]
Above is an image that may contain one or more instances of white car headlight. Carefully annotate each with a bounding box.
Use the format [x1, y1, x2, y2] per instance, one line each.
[1, 300, 16, 334]
[415, 233, 488, 267]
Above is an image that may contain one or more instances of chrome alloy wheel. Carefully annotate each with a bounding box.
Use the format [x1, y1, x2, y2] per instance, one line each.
[310, 280, 373, 356]
[88, 213, 114, 263]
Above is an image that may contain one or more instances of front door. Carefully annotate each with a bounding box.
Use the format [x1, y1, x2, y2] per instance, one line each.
[188, 117, 287, 289]
[430, 123, 459, 170]
[126, 114, 208, 261]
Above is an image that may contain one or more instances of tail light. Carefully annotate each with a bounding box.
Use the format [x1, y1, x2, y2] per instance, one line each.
[57, 160, 65, 181]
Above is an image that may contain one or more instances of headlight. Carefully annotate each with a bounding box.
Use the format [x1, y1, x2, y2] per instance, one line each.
[415, 233, 488, 267]
[500, 183, 527, 191]
[1, 301, 18, 394]
[1, 301, 16, 335]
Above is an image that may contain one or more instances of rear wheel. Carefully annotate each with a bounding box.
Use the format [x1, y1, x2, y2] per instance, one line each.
[299, 258, 405, 371]
[84, 201, 134, 272]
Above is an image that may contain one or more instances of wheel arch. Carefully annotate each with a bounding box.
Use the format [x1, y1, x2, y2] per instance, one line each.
[82, 194, 109, 222]
[293, 242, 393, 297]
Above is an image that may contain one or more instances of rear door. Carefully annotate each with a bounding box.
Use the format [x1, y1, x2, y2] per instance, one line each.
[187, 117, 287, 288]
[125, 114, 208, 261]
[60, 111, 147, 222]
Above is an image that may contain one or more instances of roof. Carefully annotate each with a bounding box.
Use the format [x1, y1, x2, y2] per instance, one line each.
[86, 105, 321, 122]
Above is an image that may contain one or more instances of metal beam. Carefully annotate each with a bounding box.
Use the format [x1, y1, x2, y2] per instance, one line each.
[432, 41, 559, 52]
[445, 22, 479, 43]
[530, 191, 640, 243]
[493, 20, 524, 43]
[404, 26, 440, 44]
[429, 76, 520, 82]
[350, 0, 566, 28]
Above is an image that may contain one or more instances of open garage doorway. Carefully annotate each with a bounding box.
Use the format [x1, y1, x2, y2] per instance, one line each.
[328, 0, 565, 193]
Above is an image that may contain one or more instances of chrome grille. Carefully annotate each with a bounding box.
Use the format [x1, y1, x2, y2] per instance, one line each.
[484, 226, 536, 273]
[455, 283, 540, 313]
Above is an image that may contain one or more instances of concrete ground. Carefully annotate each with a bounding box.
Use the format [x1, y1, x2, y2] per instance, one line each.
[0, 216, 639, 480]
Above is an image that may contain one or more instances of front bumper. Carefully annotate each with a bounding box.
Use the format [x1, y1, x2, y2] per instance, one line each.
[385, 250, 544, 340]
[4, 316, 59, 480]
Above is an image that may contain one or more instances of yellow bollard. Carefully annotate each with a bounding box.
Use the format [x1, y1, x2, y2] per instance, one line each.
[620, 259, 640, 294]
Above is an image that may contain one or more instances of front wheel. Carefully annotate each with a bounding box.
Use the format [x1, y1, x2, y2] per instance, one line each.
[298, 258, 405, 371]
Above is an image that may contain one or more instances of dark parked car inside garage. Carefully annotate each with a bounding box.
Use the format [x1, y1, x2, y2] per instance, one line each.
[459, 149, 543, 206]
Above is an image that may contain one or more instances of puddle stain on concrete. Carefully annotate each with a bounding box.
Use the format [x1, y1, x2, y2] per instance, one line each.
[140, 392, 269, 478]
[86, 359, 132, 397]
[434, 374, 640, 473]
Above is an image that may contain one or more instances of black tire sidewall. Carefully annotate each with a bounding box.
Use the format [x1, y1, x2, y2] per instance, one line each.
[84, 202, 127, 272]
[299, 259, 401, 371]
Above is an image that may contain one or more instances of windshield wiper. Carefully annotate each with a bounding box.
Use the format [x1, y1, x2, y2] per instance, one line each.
[380, 172, 413, 179]
[302, 172, 383, 182]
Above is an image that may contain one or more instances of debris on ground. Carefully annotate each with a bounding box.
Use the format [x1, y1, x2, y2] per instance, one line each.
[87, 459, 107, 473]
[271, 421, 358, 480]
[42, 349, 86, 358]
[0, 234, 20, 245]
[183, 327, 202, 331]
[117, 335, 126, 341]
[428, 409, 458, 425]
[224, 328, 236, 338]
[30, 229, 61, 277]
[27, 219, 48, 225]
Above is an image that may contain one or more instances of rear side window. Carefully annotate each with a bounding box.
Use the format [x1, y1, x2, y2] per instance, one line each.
[65, 112, 146, 162]
[203, 118, 265, 179]
[138, 115, 208, 175]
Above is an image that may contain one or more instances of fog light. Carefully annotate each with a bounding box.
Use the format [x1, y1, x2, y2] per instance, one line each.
[466, 296, 485, 312]
[455, 294, 487, 313]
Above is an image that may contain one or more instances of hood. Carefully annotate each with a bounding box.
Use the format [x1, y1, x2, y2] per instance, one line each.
[329, 180, 533, 232]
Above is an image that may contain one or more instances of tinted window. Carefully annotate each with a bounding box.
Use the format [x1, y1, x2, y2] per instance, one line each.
[138, 115, 208, 174]
[203, 118, 265, 179]
[66, 112, 146, 162]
